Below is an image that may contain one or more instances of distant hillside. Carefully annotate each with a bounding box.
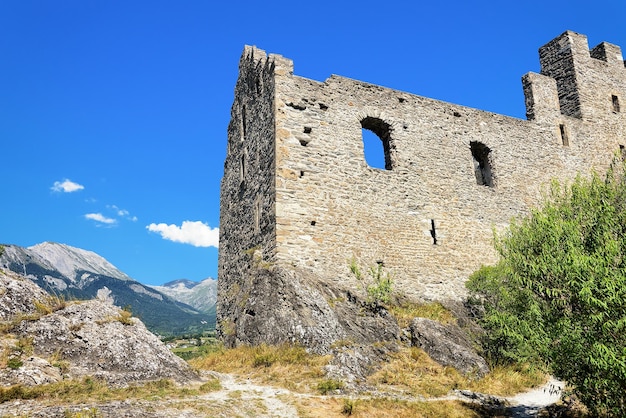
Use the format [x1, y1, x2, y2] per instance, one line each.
[0, 242, 215, 337]
[150, 278, 217, 315]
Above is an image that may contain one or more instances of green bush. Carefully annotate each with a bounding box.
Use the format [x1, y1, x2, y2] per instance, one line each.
[467, 161, 626, 416]
[317, 378, 344, 395]
[349, 258, 393, 304]
[7, 358, 23, 370]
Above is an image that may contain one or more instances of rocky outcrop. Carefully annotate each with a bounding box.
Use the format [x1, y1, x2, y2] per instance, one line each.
[0, 269, 197, 387]
[410, 317, 489, 377]
[219, 266, 400, 355]
[0, 269, 49, 320]
[14, 300, 198, 385]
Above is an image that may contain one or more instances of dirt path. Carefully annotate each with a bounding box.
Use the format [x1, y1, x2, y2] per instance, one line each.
[504, 378, 564, 417]
[204, 372, 300, 417]
[0, 373, 565, 417]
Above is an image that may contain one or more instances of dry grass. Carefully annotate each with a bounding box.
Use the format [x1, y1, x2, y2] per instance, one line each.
[369, 346, 465, 397]
[293, 396, 484, 417]
[467, 363, 546, 396]
[190, 343, 331, 393]
[114, 309, 134, 325]
[188, 342, 548, 416]
[389, 301, 457, 328]
[34, 294, 68, 315]
[0, 376, 221, 405]
[369, 346, 547, 398]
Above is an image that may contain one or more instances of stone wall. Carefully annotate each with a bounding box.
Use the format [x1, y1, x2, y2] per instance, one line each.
[217, 31, 626, 345]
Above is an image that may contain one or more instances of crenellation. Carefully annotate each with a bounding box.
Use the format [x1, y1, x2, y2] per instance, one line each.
[590, 42, 624, 66]
[217, 31, 626, 350]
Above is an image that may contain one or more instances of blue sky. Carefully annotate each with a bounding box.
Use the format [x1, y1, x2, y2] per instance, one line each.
[1, 1, 624, 286]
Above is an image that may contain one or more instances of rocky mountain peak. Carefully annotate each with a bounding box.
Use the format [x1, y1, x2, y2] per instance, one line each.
[150, 277, 217, 315]
[28, 242, 131, 282]
[161, 279, 199, 289]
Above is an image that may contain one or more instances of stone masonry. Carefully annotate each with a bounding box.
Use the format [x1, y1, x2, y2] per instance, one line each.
[217, 31, 626, 349]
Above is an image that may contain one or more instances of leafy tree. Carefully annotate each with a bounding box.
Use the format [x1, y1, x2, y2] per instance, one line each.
[467, 161, 626, 416]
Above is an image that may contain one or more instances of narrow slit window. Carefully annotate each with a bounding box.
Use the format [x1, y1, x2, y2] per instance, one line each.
[430, 219, 437, 245]
[470, 141, 494, 187]
[240, 153, 246, 183]
[241, 105, 247, 141]
[612, 95, 620, 112]
[560, 124, 569, 146]
[254, 197, 261, 233]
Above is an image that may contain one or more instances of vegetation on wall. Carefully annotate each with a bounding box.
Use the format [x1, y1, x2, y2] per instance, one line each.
[467, 161, 626, 416]
[349, 258, 394, 305]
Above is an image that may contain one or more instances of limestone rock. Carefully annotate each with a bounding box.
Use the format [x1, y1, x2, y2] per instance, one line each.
[0, 269, 50, 320]
[220, 266, 400, 355]
[0, 356, 63, 386]
[325, 342, 397, 387]
[0, 268, 197, 387]
[410, 317, 489, 377]
[14, 300, 197, 386]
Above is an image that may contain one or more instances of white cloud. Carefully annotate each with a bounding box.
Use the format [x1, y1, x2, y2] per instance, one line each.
[85, 213, 117, 225]
[107, 204, 136, 221]
[51, 179, 84, 193]
[146, 221, 219, 248]
[108, 204, 127, 216]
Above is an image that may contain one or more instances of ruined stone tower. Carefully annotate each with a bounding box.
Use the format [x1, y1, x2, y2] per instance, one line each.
[217, 31, 626, 350]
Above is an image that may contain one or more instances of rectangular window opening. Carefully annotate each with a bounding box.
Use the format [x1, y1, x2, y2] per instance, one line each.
[560, 124, 569, 146]
[470, 141, 494, 187]
[613, 95, 620, 113]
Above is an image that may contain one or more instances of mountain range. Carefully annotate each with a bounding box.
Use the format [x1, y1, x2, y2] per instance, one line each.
[0, 242, 216, 337]
[149, 278, 217, 315]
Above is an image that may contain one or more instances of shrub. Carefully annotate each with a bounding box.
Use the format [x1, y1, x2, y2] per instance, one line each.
[342, 398, 356, 415]
[349, 258, 393, 304]
[317, 378, 344, 394]
[467, 161, 626, 416]
[7, 357, 23, 370]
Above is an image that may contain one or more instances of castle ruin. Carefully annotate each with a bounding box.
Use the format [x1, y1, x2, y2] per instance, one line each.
[217, 31, 626, 350]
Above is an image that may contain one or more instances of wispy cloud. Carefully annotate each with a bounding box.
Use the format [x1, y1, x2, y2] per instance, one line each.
[146, 221, 219, 248]
[85, 213, 117, 225]
[51, 179, 84, 193]
[107, 205, 137, 221]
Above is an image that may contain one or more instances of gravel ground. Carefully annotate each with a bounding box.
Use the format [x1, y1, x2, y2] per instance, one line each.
[0, 373, 565, 417]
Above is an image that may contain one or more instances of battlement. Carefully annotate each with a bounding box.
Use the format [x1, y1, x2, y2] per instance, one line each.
[537, 31, 626, 119]
[217, 32, 626, 349]
[240, 45, 294, 77]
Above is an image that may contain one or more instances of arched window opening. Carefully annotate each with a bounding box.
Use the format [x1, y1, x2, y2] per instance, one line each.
[470, 141, 494, 187]
[361, 116, 393, 170]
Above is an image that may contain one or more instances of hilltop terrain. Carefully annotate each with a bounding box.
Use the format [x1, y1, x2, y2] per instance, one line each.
[0, 242, 215, 336]
[0, 267, 568, 417]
